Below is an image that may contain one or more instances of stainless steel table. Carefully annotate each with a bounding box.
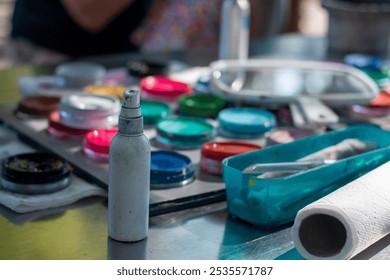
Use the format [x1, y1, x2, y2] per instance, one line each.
[1, 34, 390, 260]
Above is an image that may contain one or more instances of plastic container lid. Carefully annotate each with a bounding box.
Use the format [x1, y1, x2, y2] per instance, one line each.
[59, 93, 120, 129]
[140, 76, 192, 101]
[150, 150, 195, 188]
[218, 107, 276, 138]
[156, 116, 216, 149]
[55, 62, 106, 88]
[83, 128, 118, 161]
[1, 152, 70, 194]
[179, 94, 226, 117]
[48, 111, 91, 138]
[140, 100, 171, 125]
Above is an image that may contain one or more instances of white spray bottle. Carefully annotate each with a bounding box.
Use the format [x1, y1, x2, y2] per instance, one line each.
[108, 89, 151, 242]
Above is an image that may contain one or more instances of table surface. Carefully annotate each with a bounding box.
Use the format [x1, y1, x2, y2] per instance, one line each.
[1, 34, 390, 260]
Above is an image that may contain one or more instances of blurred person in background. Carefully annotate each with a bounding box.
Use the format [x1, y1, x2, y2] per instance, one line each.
[8, 0, 290, 65]
[9, 0, 222, 64]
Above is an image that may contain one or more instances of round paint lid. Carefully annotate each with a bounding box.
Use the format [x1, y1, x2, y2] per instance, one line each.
[218, 107, 276, 136]
[157, 116, 216, 142]
[83, 128, 118, 155]
[141, 100, 171, 125]
[344, 53, 387, 71]
[201, 141, 262, 161]
[140, 76, 192, 100]
[179, 94, 226, 117]
[48, 111, 91, 138]
[150, 150, 194, 188]
[1, 152, 70, 194]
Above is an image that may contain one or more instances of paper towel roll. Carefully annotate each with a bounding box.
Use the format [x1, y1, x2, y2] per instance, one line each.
[291, 161, 390, 260]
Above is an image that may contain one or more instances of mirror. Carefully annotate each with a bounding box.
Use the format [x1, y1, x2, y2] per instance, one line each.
[209, 59, 379, 106]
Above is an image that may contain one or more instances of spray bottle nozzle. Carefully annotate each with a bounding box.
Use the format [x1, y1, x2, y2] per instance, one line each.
[122, 89, 140, 109]
[120, 89, 141, 119]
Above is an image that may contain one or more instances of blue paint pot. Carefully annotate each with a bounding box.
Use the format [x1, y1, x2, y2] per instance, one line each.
[150, 150, 195, 189]
[217, 107, 276, 139]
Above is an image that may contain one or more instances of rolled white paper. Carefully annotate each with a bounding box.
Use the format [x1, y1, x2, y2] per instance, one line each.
[291, 161, 390, 260]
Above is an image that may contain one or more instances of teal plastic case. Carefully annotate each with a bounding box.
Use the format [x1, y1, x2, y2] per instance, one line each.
[222, 125, 390, 229]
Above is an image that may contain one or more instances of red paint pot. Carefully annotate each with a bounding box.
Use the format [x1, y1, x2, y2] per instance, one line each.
[140, 76, 192, 102]
[200, 141, 262, 175]
[47, 111, 91, 139]
[82, 128, 118, 162]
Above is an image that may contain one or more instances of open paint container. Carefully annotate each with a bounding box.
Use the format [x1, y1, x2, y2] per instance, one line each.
[55, 62, 106, 89]
[150, 150, 195, 189]
[47, 111, 91, 139]
[1, 152, 71, 194]
[15, 96, 60, 119]
[82, 128, 118, 162]
[59, 93, 120, 130]
[140, 76, 192, 102]
[156, 116, 216, 149]
[178, 94, 226, 118]
[141, 100, 171, 126]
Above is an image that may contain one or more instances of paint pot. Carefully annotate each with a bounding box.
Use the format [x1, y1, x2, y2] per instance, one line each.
[370, 88, 390, 107]
[349, 104, 390, 118]
[127, 59, 168, 78]
[217, 107, 276, 139]
[178, 94, 226, 118]
[55, 62, 106, 89]
[59, 93, 120, 130]
[47, 111, 91, 139]
[150, 150, 195, 189]
[265, 126, 318, 146]
[156, 116, 216, 149]
[344, 53, 387, 71]
[141, 100, 171, 126]
[15, 96, 60, 118]
[83, 128, 118, 162]
[362, 69, 390, 89]
[200, 141, 262, 175]
[1, 152, 70, 194]
[140, 76, 192, 102]
[17, 75, 58, 96]
[83, 85, 129, 101]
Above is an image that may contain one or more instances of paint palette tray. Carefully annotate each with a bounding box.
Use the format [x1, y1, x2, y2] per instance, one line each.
[0, 105, 266, 216]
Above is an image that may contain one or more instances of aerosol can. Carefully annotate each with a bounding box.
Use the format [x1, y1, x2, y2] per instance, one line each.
[108, 89, 151, 242]
[219, 0, 251, 60]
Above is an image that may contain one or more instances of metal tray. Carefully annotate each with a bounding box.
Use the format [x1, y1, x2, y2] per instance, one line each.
[0, 105, 264, 216]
